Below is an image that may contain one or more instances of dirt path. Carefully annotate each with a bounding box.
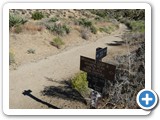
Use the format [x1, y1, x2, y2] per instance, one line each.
[9, 24, 128, 109]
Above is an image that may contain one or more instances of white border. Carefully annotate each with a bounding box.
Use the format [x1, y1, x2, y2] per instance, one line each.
[3, 3, 151, 115]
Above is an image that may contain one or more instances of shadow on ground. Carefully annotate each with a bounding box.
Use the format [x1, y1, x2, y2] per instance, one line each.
[22, 89, 60, 109]
[41, 77, 87, 105]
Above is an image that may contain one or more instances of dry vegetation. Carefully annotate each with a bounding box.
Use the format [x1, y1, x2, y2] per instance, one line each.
[101, 33, 145, 109]
[70, 10, 145, 109]
[9, 9, 120, 67]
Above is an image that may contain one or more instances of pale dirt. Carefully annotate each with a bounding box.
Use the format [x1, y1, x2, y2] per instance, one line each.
[9, 24, 128, 109]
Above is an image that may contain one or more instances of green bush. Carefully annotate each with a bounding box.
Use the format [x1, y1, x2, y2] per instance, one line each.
[31, 11, 44, 20]
[99, 24, 118, 34]
[78, 18, 93, 28]
[128, 20, 145, 32]
[49, 17, 58, 22]
[62, 25, 70, 34]
[46, 23, 70, 36]
[90, 25, 97, 34]
[71, 72, 88, 95]
[99, 27, 111, 34]
[9, 14, 27, 28]
[46, 24, 64, 36]
[9, 52, 15, 65]
[51, 37, 64, 49]
[89, 10, 107, 18]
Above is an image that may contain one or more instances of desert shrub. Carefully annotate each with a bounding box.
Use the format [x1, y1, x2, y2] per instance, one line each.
[90, 9, 145, 22]
[94, 16, 101, 21]
[27, 49, 35, 54]
[62, 25, 70, 34]
[90, 25, 97, 34]
[99, 27, 111, 34]
[14, 25, 23, 34]
[46, 24, 64, 36]
[9, 14, 27, 28]
[89, 9, 107, 18]
[100, 32, 145, 109]
[128, 20, 145, 32]
[31, 11, 44, 20]
[24, 23, 43, 31]
[78, 18, 92, 28]
[50, 37, 64, 49]
[99, 24, 118, 34]
[46, 23, 70, 36]
[9, 52, 15, 65]
[81, 29, 90, 40]
[49, 17, 58, 22]
[71, 72, 88, 95]
[121, 19, 144, 33]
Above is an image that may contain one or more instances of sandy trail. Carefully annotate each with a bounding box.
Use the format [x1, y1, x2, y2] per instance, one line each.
[9, 24, 127, 109]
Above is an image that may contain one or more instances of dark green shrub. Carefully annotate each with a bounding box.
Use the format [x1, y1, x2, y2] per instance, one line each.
[49, 17, 58, 22]
[89, 10, 107, 18]
[63, 25, 70, 34]
[9, 14, 27, 28]
[31, 11, 44, 20]
[78, 18, 92, 28]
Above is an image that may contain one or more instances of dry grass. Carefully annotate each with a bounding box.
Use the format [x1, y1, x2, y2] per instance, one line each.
[74, 25, 82, 32]
[12, 25, 23, 34]
[23, 23, 44, 31]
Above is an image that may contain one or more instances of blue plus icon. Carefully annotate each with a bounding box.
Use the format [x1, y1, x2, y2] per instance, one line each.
[137, 89, 158, 110]
[142, 94, 153, 105]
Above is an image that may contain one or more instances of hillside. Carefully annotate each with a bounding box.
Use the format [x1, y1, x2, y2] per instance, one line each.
[9, 9, 120, 68]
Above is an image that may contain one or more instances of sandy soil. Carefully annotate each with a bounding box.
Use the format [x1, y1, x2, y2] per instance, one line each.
[9, 24, 128, 109]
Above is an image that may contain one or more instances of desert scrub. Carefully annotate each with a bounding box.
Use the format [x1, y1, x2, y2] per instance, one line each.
[62, 25, 70, 34]
[90, 25, 97, 34]
[89, 9, 107, 18]
[27, 49, 35, 54]
[9, 13, 27, 28]
[78, 18, 93, 28]
[24, 23, 43, 31]
[31, 11, 44, 20]
[50, 37, 64, 49]
[49, 17, 58, 22]
[13, 25, 23, 34]
[120, 19, 144, 32]
[99, 24, 117, 34]
[46, 23, 70, 36]
[127, 20, 145, 32]
[99, 27, 111, 34]
[81, 29, 90, 40]
[9, 51, 15, 65]
[71, 72, 89, 95]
